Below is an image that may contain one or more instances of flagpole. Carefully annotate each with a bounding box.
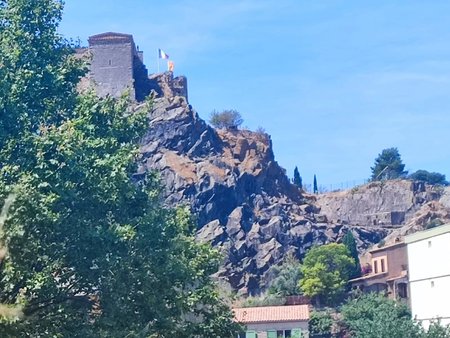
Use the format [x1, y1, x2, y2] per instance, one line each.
[157, 49, 160, 73]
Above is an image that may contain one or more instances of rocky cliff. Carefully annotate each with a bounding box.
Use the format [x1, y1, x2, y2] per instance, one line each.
[137, 82, 390, 294]
[136, 73, 450, 294]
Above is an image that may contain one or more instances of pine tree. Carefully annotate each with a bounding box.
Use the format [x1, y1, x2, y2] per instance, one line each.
[371, 147, 408, 181]
[293, 166, 303, 189]
[313, 174, 318, 194]
[342, 231, 362, 279]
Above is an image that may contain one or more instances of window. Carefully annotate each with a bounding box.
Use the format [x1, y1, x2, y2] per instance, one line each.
[431, 281, 435, 288]
[108, 59, 112, 66]
[428, 240, 432, 248]
[372, 256, 387, 274]
[398, 283, 408, 298]
[275, 330, 291, 338]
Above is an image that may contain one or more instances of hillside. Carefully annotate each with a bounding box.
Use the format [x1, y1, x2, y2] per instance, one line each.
[135, 75, 450, 294]
[136, 77, 450, 294]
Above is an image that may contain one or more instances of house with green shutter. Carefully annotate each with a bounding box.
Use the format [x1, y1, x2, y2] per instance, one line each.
[233, 304, 309, 338]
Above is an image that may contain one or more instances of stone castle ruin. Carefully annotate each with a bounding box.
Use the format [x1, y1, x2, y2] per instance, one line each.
[78, 32, 188, 102]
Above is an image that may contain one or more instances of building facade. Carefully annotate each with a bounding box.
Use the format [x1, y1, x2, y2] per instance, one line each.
[350, 241, 409, 302]
[405, 223, 450, 329]
[234, 305, 309, 338]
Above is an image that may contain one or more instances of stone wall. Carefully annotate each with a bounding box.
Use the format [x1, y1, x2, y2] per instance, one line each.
[88, 33, 135, 99]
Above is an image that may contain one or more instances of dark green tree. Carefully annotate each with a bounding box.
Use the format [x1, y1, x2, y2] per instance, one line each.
[409, 170, 449, 186]
[341, 293, 422, 338]
[313, 174, 318, 194]
[426, 320, 450, 338]
[309, 310, 333, 338]
[371, 147, 408, 181]
[299, 243, 355, 306]
[293, 166, 303, 189]
[342, 231, 362, 279]
[0, 1, 240, 336]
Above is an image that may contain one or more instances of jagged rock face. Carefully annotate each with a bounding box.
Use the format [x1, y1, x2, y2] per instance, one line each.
[315, 180, 443, 228]
[138, 95, 387, 294]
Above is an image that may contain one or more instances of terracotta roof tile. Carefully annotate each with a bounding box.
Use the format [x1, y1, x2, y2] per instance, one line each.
[233, 305, 309, 324]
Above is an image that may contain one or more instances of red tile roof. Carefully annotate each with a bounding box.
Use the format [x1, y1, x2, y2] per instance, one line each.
[233, 305, 309, 324]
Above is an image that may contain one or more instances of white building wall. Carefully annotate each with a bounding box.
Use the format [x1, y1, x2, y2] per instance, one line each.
[245, 321, 309, 338]
[407, 230, 450, 329]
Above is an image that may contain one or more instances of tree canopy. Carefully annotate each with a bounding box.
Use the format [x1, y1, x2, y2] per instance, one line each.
[268, 254, 302, 297]
[293, 166, 303, 189]
[209, 109, 243, 129]
[0, 1, 240, 336]
[409, 170, 449, 186]
[342, 293, 422, 338]
[342, 231, 361, 279]
[371, 147, 408, 181]
[299, 243, 355, 306]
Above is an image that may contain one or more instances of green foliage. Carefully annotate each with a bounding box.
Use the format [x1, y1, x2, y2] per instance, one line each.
[342, 232, 361, 279]
[313, 175, 318, 194]
[293, 166, 303, 189]
[240, 294, 286, 308]
[371, 147, 408, 181]
[299, 243, 355, 306]
[209, 109, 244, 129]
[268, 254, 303, 297]
[409, 170, 449, 186]
[0, 1, 240, 336]
[341, 293, 422, 338]
[425, 320, 450, 338]
[0, 0, 86, 153]
[309, 310, 333, 338]
[425, 218, 444, 230]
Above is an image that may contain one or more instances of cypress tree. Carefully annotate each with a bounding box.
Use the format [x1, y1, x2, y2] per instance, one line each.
[293, 166, 303, 189]
[313, 174, 318, 194]
[342, 231, 362, 279]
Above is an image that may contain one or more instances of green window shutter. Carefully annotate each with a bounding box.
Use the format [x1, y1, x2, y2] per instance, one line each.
[246, 330, 257, 338]
[267, 330, 277, 338]
[292, 328, 303, 338]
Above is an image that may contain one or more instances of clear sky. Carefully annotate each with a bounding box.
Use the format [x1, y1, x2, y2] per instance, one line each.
[60, 0, 450, 189]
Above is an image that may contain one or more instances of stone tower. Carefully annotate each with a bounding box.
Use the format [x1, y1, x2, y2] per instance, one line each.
[84, 32, 188, 102]
[88, 32, 150, 101]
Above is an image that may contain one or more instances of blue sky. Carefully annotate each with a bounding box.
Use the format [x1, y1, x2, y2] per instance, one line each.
[60, 0, 450, 189]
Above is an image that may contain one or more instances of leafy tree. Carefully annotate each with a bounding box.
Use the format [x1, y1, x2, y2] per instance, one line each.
[342, 231, 361, 279]
[371, 147, 408, 181]
[209, 109, 243, 129]
[341, 293, 422, 338]
[293, 166, 303, 189]
[409, 170, 449, 186]
[313, 174, 318, 194]
[309, 310, 333, 338]
[268, 254, 302, 297]
[0, 0, 85, 154]
[0, 1, 240, 337]
[426, 320, 450, 338]
[299, 243, 355, 306]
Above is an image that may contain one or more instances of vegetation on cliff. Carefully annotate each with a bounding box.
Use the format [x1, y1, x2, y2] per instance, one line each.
[0, 0, 239, 336]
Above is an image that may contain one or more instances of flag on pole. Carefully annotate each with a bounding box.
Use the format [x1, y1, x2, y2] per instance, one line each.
[168, 60, 174, 72]
[158, 49, 169, 59]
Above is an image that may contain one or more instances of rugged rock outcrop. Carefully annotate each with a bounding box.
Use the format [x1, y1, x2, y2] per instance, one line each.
[315, 180, 443, 228]
[136, 73, 450, 294]
[138, 91, 388, 294]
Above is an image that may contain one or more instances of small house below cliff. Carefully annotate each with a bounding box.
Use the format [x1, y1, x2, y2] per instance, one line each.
[234, 305, 310, 338]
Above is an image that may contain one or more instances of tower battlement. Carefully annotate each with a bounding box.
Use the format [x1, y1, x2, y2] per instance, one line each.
[80, 32, 188, 102]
